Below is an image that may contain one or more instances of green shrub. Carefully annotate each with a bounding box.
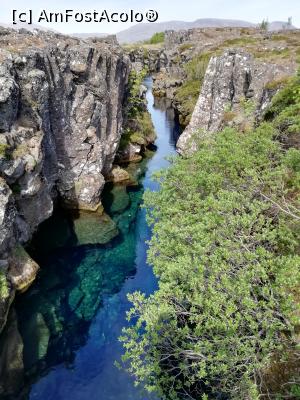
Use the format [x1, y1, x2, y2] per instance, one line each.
[0, 143, 10, 160]
[120, 112, 156, 149]
[259, 19, 269, 31]
[146, 32, 165, 45]
[126, 68, 148, 118]
[120, 77, 300, 399]
[265, 70, 300, 136]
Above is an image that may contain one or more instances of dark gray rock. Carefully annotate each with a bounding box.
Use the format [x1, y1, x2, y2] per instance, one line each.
[0, 29, 130, 331]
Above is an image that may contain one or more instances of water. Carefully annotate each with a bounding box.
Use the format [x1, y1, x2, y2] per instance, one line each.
[3, 77, 181, 400]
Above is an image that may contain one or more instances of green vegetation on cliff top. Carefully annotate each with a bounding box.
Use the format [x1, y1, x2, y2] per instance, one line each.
[174, 52, 212, 126]
[121, 72, 300, 399]
[173, 29, 300, 126]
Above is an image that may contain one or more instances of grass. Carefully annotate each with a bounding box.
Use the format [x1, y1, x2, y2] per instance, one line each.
[174, 52, 212, 125]
[265, 76, 290, 90]
[0, 143, 12, 160]
[178, 43, 193, 53]
[253, 47, 291, 60]
[222, 37, 258, 47]
[174, 80, 201, 125]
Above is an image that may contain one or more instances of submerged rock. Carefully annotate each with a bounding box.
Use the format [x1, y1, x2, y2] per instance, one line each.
[8, 245, 39, 292]
[21, 312, 50, 368]
[109, 185, 131, 214]
[117, 142, 143, 163]
[0, 308, 24, 397]
[72, 211, 119, 245]
[107, 166, 130, 183]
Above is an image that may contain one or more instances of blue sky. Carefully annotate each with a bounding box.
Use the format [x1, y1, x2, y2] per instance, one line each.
[1, 0, 299, 33]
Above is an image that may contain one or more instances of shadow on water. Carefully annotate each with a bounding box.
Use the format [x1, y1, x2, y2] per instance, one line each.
[0, 77, 181, 400]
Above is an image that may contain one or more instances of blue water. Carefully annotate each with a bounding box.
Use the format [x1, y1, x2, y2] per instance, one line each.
[11, 77, 181, 400]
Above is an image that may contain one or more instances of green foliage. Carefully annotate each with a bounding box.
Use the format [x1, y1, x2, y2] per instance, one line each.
[174, 80, 201, 125]
[146, 32, 165, 45]
[265, 70, 300, 136]
[126, 68, 148, 118]
[259, 19, 269, 31]
[185, 53, 212, 82]
[290, 384, 300, 398]
[136, 111, 156, 143]
[120, 111, 156, 149]
[121, 67, 156, 153]
[121, 82, 300, 399]
[264, 76, 290, 90]
[240, 98, 256, 117]
[0, 272, 9, 300]
[253, 47, 291, 60]
[0, 143, 10, 160]
[175, 53, 212, 125]
[222, 37, 257, 47]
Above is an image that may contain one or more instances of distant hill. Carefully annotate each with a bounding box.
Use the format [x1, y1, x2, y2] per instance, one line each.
[0, 21, 57, 32]
[1, 18, 297, 44]
[268, 21, 295, 30]
[71, 32, 108, 39]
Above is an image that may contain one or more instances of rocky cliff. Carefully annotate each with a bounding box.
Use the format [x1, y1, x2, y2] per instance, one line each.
[0, 28, 130, 333]
[176, 49, 296, 154]
[131, 28, 300, 127]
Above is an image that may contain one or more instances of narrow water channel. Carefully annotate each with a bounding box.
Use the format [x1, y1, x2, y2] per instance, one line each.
[9, 77, 181, 400]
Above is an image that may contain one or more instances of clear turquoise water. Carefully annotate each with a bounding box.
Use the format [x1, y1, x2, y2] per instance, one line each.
[14, 77, 181, 400]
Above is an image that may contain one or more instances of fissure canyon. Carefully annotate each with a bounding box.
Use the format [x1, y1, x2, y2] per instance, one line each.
[0, 25, 299, 400]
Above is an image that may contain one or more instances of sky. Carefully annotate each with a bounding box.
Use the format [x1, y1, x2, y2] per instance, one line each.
[0, 0, 299, 34]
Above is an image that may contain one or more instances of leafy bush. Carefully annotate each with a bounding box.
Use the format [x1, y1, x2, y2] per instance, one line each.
[120, 78, 300, 399]
[126, 68, 148, 118]
[121, 69, 155, 150]
[120, 112, 156, 149]
[146, 32, 165, 45]
[265, 70, 300, 136]
[259, 19, 269, 31]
